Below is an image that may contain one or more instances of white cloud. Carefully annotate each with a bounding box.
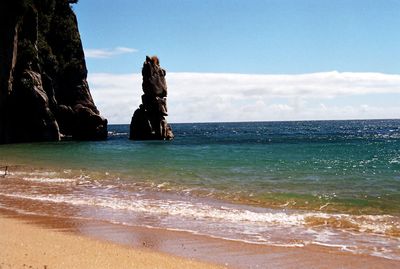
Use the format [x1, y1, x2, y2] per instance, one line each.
[87, 71, 400, 123]
[85, 47, 138, 59]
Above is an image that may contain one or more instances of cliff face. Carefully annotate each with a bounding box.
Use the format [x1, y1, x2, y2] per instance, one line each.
[0, 0, 107, 144]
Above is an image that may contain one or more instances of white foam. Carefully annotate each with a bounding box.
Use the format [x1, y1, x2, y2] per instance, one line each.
[10, 171, 58, 177]
[0, 192, 398, 235]
[0, 192, 303, 225]
[22, 177, 77, 183]
[1, 191, 399, 260]
[108, 131, 128, 136]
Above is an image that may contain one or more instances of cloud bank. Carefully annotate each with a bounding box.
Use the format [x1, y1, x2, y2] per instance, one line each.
[87, 71, 400, 123]
[85, 47, 137, 59]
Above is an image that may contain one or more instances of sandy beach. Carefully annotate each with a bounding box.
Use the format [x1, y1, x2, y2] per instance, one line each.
[0, 215, 226, 269]
[1, 209, 399, 269]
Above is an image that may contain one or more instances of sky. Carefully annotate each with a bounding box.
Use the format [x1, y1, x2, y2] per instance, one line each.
[73, 0, 400, 123]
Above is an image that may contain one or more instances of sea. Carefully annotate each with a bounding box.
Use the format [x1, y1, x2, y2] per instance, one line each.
[0, 120, 399, 260]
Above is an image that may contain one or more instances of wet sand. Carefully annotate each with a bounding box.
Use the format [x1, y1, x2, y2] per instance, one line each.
[0, 215, 226, 269]
[1, 208, 399, 269]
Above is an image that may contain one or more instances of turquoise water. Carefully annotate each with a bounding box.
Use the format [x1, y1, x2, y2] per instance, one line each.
[1, 120, 399, 259]
[1, 120, 400, 214]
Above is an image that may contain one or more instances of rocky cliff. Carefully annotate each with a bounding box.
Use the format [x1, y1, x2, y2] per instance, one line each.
[130, 56, 174, 140]
[0, 0, 107, 144]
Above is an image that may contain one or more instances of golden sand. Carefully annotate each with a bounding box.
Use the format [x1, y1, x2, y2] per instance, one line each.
[0, 216, 225, 269]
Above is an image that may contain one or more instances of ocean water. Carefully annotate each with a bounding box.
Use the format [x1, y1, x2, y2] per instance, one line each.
[0, 120, 399, 259]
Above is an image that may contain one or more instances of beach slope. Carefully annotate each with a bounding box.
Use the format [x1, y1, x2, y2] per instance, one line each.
[0, 216, 225, 269]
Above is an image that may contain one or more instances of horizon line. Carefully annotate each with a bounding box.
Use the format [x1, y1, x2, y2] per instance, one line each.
[108, 117, 400, 125]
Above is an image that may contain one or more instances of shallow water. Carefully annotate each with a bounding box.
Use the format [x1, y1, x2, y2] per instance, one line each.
[0, 120, 399, 259]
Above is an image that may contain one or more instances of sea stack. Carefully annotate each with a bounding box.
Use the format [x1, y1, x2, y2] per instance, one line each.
[129, 56, 174, 140]
[0, 0, 107, 144]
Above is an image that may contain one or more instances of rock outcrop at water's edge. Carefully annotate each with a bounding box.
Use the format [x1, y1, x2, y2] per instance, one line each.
[0, 0, 107, 144]
[130, 56, 174, 140]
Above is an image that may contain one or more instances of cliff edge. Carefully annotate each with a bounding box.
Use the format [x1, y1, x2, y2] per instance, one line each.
[0, 0, 107, 143]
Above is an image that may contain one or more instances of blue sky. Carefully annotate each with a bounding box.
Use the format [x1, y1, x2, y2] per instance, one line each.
[73, 0, 400, 123]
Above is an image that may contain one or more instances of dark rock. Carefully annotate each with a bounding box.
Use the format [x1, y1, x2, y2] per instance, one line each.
[0, 0, 107, 144]
[72, 104, 108, 140]
[130, 56, 174, 140]
[8, 70, 60, 142]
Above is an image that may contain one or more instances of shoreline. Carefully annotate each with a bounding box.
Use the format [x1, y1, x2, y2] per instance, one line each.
[0, 153, 400, 269]
[1, 208, 399, 269]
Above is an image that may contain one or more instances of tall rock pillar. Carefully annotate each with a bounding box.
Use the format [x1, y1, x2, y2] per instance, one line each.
[130, 56, 174, 140]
